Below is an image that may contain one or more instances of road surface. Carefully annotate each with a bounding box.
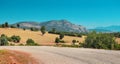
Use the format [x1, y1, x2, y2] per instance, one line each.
[0, 46, 120, 64]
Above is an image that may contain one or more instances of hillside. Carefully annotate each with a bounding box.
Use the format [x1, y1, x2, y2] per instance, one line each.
[91, 25, 120, 32]
[0, 28, 85, 45]
[13, 20, 88, 33]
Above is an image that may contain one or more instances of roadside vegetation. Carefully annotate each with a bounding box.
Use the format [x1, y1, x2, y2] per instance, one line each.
[81, 31, 120, 50]
[26, 39, 39, 46]
[55, 31, 120, 50]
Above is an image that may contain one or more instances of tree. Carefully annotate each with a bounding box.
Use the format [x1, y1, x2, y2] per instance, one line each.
[52, 28, 56, 33]
[1, 24, 5, 28]
[11, 35, 21, 43]
[40, 26, 46, 35]
[55, 37, 60, 45]
[5, 22, 9, 27]
[82, 31, 119, 50]
[72, 39, 76, 45]
[59, 33, 64, 39]
[30, 27, 34, 31]
[26, 39, 36, 45]
[23, 28, 26, 31]
[17, 24, 20, 28]
[0, 37, 8, 46]
[1, 34, 6, 37]
[10, 25, 16, 28]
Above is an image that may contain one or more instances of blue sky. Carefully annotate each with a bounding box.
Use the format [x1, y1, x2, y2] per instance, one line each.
[0, 0, 120, 28]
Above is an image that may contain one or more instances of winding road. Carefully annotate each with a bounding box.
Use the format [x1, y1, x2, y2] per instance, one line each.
[0, 46, 120, 64]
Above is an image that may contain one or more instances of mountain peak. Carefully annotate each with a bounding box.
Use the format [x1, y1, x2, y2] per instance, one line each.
[14, 20, 88, 33]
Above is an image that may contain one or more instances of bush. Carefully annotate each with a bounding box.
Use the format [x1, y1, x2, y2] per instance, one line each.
[60, 44, 80, 48]
[7, 37, 12, 42]
[59, 40, 66, 43]
[23, 28, 26, 31]
[114, 43, 120, 50]
[9, 43, 15, 46]
[82, 31, 120, 50]
[0, 37, 8, 46]
[18, 43, 24, 46]
[55, 37, 60, 44]
[10, 25, 16, 28]
[77, 34, 82, 37]
[59, 33, 64, 39]
[30, 27, 34, 31]
[111, 32, 120, 38]
[1, 24, 5, 28]
[1, 34, 6, 37]
[26, 39, 39, 46]
[40, 26, 46, 35]
[72, 40, 77, 45]
[5, 22, 9, 27]
[11, 35, 21, 43]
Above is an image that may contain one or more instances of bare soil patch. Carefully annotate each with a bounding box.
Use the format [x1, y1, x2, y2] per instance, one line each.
[0, 49, 39, 64]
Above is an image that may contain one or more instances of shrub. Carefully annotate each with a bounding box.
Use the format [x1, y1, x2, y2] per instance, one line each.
[1, 24, 5, 28]
[72, 40, 76, 45]
[30, 27, 34, 31]
[59, 33, 64, 39]
[1, 34, 6, 37]
[60, 44, 80, 48]
[77, 34, 82, 37]
[40, 26, 46, 35]
[18, 43, 24, 46]
[30, 27, 39, 31]
[4, 22, 9, 28]
[10, 25, 16, 28]
[9, 43, 15, 46]
[55, 37, 60, 44]
[17, 24, 20, 28]
[7, 37, 12, 42]
[23, 28, 26, 31]
[26, 39, 39, 46]
[0, 37, 8, 46]
[59, 40, 66, 43]
[11, 35, 21, 43]
[82, 31, 120, 50]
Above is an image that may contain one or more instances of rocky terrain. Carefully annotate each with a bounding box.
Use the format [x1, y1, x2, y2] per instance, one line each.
[13, 19, 88, 33]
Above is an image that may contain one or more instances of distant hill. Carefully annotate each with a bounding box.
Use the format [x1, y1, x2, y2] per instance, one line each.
[13, 20, 88, 33]
[89, 29, 111, 32]
[90, 25, 120, 32]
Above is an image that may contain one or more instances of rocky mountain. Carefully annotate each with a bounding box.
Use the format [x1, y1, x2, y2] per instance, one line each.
[13, 20, 88, 33]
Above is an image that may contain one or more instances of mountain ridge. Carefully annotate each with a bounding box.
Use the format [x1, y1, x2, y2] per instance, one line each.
[90, 25, 120, 32]
[13, 20, 88, 33]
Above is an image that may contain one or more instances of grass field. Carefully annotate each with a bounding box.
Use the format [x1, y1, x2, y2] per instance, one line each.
[1, 28, 120, 45]
[0, 28, 85, 45]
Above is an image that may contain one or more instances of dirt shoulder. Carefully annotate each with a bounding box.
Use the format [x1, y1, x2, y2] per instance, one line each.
[0, 49, 39, 64]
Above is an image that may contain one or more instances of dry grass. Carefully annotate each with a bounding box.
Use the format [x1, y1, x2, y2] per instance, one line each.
[0, 28, 85, 45]
[0, 49, 38, 64]
[116, 38, 120, 44]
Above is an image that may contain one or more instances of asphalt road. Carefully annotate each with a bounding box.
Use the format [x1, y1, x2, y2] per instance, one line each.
[0, 46, 120, 64]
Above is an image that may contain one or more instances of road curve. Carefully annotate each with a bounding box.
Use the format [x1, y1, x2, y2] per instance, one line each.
[0, 46, 120, 64]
